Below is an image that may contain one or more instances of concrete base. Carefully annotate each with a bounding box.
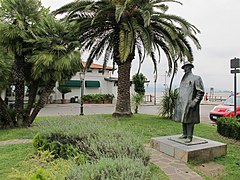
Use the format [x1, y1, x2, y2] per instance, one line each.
[150, 135, 227, 163]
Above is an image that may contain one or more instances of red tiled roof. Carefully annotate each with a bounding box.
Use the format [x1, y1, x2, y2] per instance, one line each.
[82, 61, 113, 70]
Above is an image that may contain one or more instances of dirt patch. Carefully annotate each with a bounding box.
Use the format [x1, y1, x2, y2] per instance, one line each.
[193, 162, 225, 178]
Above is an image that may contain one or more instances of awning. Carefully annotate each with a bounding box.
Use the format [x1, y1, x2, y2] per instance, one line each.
[61, 80, 81, 87]
[85, 80, 100, 88]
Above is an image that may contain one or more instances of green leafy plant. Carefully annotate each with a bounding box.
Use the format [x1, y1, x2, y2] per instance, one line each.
[132, 93, 144, 114]
[0, 108, 16, 128]
[57, 86, 72, 101]
[10, 150, 72, 180]
[103, 94, 114, 102]
[132, 73, 146, 95]
[32, 118, 150, 165]
[132, 73, 146, 114]
[33, 133, 87, 164]
[217, 117, 240, 140]
[159, 88, 179, 119]
[67, 157, 152, 180]
[81, 94, 92, 102]
[81, 94, 114, 103]
[92, 94, 104, 103]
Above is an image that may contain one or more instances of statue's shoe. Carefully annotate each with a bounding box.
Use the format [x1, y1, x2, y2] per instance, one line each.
[184, 138, 192, 143]
[178, 135, 187, 139]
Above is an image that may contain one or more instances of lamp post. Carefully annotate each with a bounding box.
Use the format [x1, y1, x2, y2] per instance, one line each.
[79, 71, 85, 115]
[153, 74, 157, 105]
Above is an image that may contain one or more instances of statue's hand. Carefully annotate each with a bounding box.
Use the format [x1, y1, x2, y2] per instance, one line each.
[189, 100, 197, 108]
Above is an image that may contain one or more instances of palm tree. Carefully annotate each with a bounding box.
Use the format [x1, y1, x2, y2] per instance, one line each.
[0, 0, 81, 127]
[0, 0, 42, 126]
[55, 0, 201, 117]
[0, 47, 14, 127]
[25, 14, 81, 125]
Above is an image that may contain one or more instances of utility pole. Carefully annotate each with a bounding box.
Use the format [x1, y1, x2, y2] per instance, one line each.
[230, 57, 240, 118]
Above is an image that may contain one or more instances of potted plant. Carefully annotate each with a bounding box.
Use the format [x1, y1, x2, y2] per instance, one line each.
[57, 86, 71, 104]
[81, 94, 92, 104]
[93, 94, 104, 104]
[104, 94, 114, 104]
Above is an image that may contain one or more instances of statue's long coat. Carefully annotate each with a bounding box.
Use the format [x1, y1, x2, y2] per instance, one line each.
[174, 72, 204, 124]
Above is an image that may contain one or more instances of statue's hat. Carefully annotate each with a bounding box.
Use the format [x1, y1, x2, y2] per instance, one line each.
[181, 61, 194, 69]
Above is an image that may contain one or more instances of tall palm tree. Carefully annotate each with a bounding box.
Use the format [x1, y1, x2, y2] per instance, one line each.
[0, 47, 14, 127]
[25, 14, 81, 124]
[55, 0, 201, 117]
[0, 0, 42, 125]
[0, 0, 81, 127]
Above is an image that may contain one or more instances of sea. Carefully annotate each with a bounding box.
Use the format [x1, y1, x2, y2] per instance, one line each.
[144, 90, 231, 104]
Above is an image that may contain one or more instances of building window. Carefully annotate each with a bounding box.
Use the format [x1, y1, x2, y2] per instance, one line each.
[85, 80, 100, 88]
[61, 80, 81, 87]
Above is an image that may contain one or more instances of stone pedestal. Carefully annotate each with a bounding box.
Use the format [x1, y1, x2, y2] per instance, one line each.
[150, 135, 227, 163]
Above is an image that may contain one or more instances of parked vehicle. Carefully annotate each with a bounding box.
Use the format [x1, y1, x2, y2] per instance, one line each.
[209, 95, 240, 121]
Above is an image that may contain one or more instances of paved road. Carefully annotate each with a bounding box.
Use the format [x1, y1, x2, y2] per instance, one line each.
[38, 102, 219, 124]
[38, 103, 159, 116]
[200, 104, 216, 124]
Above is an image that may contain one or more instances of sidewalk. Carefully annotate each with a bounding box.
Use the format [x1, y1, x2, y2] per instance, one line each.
[201, 100, 222, 105]
[0, 139, 203, 180]
[38, 103, 160, 116]
[148, 146, 203, 180]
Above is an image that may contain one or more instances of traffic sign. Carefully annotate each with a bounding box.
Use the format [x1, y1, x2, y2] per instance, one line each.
[230, 69, 240, 74]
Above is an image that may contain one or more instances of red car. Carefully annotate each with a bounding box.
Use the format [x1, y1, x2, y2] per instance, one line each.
[209, 95, 240, 121]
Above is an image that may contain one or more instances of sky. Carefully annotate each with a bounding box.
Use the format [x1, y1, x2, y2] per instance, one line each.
[41, 0, 240, 92]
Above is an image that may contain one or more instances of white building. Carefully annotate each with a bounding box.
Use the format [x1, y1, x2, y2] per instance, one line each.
[53, 61, 131, 103]
[1, 61, 137, 104]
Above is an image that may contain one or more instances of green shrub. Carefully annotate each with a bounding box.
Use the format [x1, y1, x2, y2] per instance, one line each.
[132, 73, 146, 95]
[57, 86, 71, 100]
[10, 150, 72, 180]
[33, 133, 87, 165]
[159, 88, 178, 119]
[33, 118, 150, 165]
[92, 94, 103, 102]
[81, 94, 92, 101]
[81, 94, 114, 103]
[132, 93, 144, 114]
[67, 157, 152, 180]
[0, 108, 16, 128]
[217, 117, 240, 140]
[104, 93, 114, 102]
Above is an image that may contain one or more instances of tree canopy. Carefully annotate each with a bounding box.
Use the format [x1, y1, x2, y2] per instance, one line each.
[0, 0, 81, 128]
[54, 0, 201, 117]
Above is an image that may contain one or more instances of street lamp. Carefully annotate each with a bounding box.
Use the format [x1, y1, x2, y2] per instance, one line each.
[153, 74, 157, 105]
[79, 71, 85, 115]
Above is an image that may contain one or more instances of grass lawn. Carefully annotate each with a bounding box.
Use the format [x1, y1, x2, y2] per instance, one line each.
[0, 114, 240, 179]
[0, 143, 34, 179]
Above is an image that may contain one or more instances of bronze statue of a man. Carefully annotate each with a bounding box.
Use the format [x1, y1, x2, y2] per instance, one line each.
[174, 62, 204, 143]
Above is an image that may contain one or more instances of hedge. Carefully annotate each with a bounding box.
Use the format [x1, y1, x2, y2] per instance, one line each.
[217, 117, 240, 140]
[81, 93, 114, 103]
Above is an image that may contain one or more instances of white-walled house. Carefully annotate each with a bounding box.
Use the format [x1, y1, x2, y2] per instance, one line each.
[2, 61, 137, 104]
[53, 62, 134, 103]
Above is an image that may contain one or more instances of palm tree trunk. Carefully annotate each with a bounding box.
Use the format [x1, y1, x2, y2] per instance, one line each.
[13, 55, 25, 126]
[27, 80, 55, 125]
[112, 60, 133, 117]
[0, 97, 15, 127]
[24, 80, 39, 121]
[169, 58, 178, 94]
